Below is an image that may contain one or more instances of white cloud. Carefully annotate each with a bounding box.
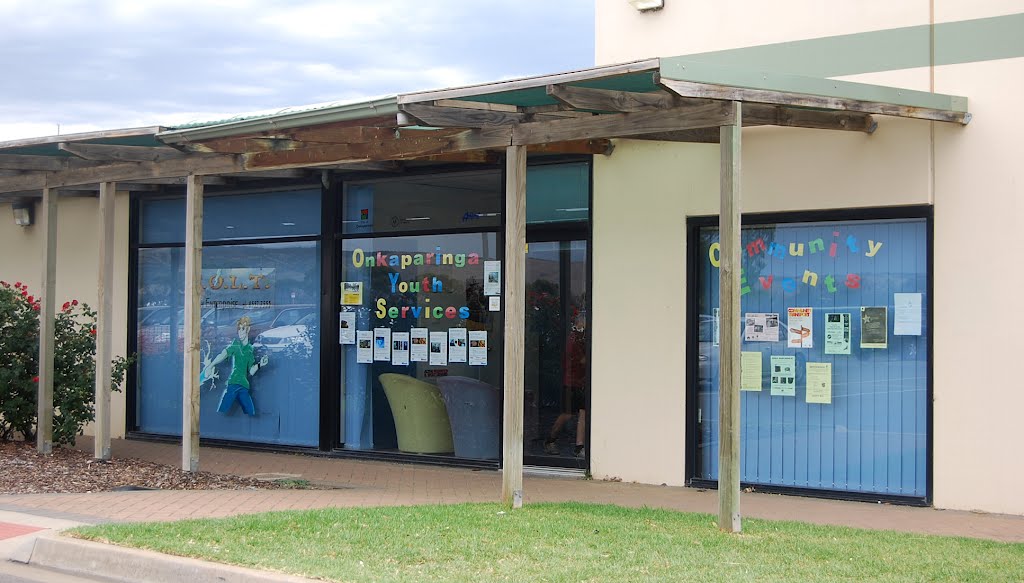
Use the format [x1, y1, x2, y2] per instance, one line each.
[0, 0, 594, 140]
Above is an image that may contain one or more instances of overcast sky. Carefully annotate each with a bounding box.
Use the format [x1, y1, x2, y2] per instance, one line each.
[0, 0, 594, 141]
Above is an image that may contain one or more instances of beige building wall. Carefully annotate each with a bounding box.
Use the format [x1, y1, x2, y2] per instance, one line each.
[930, 56, 1024, 515]
[591, 119, 931, 485]
[592, 0, 1024, 514]
[0, 195, 131, 440]
[595, 0, 927, 65]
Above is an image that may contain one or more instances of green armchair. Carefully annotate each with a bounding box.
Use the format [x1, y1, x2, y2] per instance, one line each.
[378, 373, 454, 454]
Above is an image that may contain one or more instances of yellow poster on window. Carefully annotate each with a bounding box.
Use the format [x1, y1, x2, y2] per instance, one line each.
[341, 281, 363, 305]
[741, 351, 763, 391]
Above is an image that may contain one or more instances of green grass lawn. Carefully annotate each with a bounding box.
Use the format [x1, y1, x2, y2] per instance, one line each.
[69, 502, 1023, 582]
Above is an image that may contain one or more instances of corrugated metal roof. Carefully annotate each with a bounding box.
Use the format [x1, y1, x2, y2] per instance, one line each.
[165, 95, 397, 130]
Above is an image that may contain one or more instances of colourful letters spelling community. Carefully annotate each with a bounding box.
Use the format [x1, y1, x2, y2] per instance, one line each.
[708, 230, 883, 295]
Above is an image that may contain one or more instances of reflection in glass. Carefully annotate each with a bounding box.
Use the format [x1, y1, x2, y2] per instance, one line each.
[339, 233, 502, 459]
[524, 240, 588, 467]
[136, 241, 321, 446]
[694, 218, 928, 496]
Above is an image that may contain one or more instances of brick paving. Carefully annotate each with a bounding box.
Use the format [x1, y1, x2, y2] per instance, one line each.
[0, 437, 1020, 543]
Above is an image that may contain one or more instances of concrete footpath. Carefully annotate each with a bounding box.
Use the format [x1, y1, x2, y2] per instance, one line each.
[1, 437, 1022, 581]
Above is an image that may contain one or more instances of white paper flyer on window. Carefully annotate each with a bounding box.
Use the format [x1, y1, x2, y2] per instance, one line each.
[743, 312, 780, 342]
[429, 331, 448, 365]
[356, 330, 373, 364]
[787, 307, 813, 348]
[712, 307, 720, 347]
[893, 293, 922, 336]
[468, 330, 488, 366]
[391, 332, 410, 366]
[770, 355, 796, 396]
[483, 260, 501, 295]
[488, 296, 500, 312]
[448, 328, 468, 362]
[373, 328, 391, 361]
[410, 328, 428, 362]
[824, 313, 851, 355]
[339, 311, 356, 344]
[805, 362, 833, 404]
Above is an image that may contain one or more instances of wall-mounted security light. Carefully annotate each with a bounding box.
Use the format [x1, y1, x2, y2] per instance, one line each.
[629, 0, 664, 12]
[12, 200, 34, 227]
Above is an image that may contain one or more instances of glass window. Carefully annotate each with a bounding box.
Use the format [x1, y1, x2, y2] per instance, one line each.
[140, 189, 322, 244]
[526, 163, 589, 225]
[136, 241, 321, 446]
[339, 233, 502, 459]
[343, 171, 502, 235]
[693, 217, 929, 497]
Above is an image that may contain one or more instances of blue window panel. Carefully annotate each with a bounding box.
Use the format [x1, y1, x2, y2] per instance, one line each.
[695, 218, 928, 497]
[136, 242, 321, 446]
[140, 189, 322, 244]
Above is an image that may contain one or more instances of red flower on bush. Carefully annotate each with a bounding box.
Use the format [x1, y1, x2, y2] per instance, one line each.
[1, 283, 136, 445]
[0, 281, 8, 287]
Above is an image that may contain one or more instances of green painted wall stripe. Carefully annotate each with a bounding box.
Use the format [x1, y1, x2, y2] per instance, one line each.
[658, 60, 967, 111]
[676, 12, 1024, 78]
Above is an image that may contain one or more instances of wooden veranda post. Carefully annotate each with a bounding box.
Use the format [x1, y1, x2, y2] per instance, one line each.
[502, 144, 527, 508]
[718, 101, 742, 533]
[94, 182, 115, 460]
[182, 174, 203, 472]
[37, 187, 57, 455]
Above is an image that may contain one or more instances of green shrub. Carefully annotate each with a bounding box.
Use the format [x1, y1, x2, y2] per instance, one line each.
[0, 280, 133, 445]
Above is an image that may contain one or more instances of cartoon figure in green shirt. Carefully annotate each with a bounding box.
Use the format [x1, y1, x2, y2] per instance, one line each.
[203, 316, 269, 416]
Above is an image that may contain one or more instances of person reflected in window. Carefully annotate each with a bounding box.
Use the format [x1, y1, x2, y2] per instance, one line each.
[203, 316, 269, 416]
[544, 310, 588, 457]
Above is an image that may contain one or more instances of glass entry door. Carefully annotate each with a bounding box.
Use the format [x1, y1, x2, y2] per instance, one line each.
[523, 239, 588, 468]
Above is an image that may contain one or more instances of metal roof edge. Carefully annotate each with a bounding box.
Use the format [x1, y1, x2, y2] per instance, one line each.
[660, 57, 969, 112]
[0, 126, 166, 151]
[396, 58, 661, 104]
[158, 97, 400, 144]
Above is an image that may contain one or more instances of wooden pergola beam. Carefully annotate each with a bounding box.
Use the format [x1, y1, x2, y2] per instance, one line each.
[433, 99, 520, 112]
[94, 182, 115, 461]
[58, 142, 191, 163]
[629, 128, 722, 143]
[502, 144, 526, 509]
[183, 137, 305, 154]
[182, 174, 203, 472]
[37, 187, 57, 455]
[400, 103, 528, 127]
[244, 127, 513, 169]
[547, 85, 875, 133]
[0, 154, 103, 172]
[0, 154, 243, 194]
[512, 98, 735, 145]
[658, 75, 969, 124]
[718, 102, 742, 533]
[743, 104, 876, 133]
[547, 84, 686, 112]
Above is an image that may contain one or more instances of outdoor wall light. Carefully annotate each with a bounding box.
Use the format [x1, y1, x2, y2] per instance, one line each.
[11, 200, 34, 227]
[629, 0, 664, 12]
